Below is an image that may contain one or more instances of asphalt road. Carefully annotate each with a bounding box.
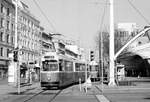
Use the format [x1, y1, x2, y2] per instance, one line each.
[1, 80, 150, 102]
[2, 88, 62, 102]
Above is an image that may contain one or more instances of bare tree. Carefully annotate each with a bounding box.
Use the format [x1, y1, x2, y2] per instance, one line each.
[95, 29, 124, 65]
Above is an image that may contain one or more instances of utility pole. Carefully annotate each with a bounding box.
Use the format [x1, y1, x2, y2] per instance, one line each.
[14, 0, 20, 94]
[100, 31, 104, 91]
[108, 0, 116, 86]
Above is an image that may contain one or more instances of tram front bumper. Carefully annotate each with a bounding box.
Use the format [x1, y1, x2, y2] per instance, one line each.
[41, 82, 60, 87]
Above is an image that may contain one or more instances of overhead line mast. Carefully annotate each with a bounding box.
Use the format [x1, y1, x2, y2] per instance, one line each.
[108, 0, 116, 86]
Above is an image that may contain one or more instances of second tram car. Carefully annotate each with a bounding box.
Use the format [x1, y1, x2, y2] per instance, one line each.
[88, 61, 99, 81]
[40, 52, 86, 88]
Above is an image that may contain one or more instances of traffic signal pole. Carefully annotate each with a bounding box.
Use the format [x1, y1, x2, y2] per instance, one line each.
[108, 0, 116, 86]
[14, 0, 20, 94]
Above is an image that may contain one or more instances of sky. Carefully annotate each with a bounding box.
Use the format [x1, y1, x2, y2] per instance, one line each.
[21, 0, 150, 51]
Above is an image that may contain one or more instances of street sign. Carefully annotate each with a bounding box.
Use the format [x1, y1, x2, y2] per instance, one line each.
[8, 61, 16, 85]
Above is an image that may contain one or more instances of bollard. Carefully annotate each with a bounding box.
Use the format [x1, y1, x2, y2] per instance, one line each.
[85, 83, 87, 93]
[79, 78, 82, 91]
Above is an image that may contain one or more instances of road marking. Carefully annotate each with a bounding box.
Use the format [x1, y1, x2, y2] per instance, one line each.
[96, 95, 110, 102]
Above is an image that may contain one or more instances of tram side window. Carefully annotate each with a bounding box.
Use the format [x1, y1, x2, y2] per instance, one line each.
[42, 61, 58, 71]
[59, 60, 64, 71]
[75, 63, 85, 71]
[64, 61, 73, 71]
[75, 63, 80, 71]
[81, 64, 86, 71]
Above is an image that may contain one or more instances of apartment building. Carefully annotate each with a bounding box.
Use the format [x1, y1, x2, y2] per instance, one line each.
[0, 0, 43, 80]
[41, 32, 55, 55]
[17, 2, 42, 65]
[16, 1, 43, 82]
[0, 0, 15, 78]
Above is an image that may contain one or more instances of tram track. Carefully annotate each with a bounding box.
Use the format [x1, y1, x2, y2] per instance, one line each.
[48, 89, 62, 102]
[23, 89, 63, 102]
[23, 89, 46, 102]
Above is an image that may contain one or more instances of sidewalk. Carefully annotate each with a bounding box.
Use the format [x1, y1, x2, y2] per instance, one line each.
[96, 82, 150, 102]
[53, 83, 109, 102]
[0, 82, 40, 101]
[56, 82, 150, 102]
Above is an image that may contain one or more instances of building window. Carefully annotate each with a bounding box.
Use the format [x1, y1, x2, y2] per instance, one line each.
[11, 23, 14, 31]
[7, 49, 9, 57]
[11, 36, 14, 44]
[6, 35, 9, 43]
[7, 21, 10, 30]
[0, 32, 3, 42]
[7, 8, 9, 16]
[1, 4, 4, 13]
[0, 47, 3, 56]
[1, 18, 4, 28]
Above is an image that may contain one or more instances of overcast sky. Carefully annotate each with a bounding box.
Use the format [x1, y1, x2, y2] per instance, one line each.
[21, 0, 150, 51]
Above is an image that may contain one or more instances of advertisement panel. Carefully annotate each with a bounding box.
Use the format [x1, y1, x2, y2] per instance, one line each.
[8, 61, 16, 85]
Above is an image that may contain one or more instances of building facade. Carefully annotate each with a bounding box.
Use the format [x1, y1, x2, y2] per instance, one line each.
[0, 0, 43, 81]
[16, 1, 43, 82]
[41, 32, 55, 54]
[17, 2, 42, 65]
[0, 0, 15, 78]
[117, 23, 138, 43]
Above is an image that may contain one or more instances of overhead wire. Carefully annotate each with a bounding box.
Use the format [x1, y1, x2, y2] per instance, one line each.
[32, 0, 57, 33]
[127, 0, 150, 25]
[99, 1, 108, 31]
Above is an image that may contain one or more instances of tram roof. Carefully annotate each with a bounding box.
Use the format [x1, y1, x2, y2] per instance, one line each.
[42, 52, 86, 64]
[58, 54, 86, 64]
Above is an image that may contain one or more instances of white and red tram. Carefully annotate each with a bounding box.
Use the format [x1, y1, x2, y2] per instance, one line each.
[40, 52, 87, 88]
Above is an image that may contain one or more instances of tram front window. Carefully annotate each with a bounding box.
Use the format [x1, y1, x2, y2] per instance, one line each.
[42, 61, 58, 71]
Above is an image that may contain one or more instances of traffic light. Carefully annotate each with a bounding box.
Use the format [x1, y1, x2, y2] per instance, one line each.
[90, 51, 94, 61]
[13, 50, 18, 62]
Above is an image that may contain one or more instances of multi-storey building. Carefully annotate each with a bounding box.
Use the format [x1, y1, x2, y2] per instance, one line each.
[41, 32, 55, 55]
[115, 23, 138, 52]
[52, 35, 66, 55]
[117, 23, 138, 43]
[15, 1, 43, 81]
[0, 0, 15, 78]
[17, 1, 42, 66]
[0, 0, 43, 81]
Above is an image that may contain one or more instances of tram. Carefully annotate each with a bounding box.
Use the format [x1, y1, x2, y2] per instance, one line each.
[40, 52, 87, 88]
[88, 61, 99, 81]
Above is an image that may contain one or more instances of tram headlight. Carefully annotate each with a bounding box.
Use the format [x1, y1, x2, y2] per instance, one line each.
[47, 77, 51, 81]
[47, 74, 51, 81]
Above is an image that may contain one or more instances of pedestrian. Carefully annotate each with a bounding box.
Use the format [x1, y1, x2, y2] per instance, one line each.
[83, 75, 92, 92]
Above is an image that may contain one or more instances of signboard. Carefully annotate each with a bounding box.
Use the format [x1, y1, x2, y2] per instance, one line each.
[43, 52, 58, 61]
[8, 61, 16, 85]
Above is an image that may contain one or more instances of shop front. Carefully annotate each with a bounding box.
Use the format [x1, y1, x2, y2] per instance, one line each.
[0, 60, 8, 79]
